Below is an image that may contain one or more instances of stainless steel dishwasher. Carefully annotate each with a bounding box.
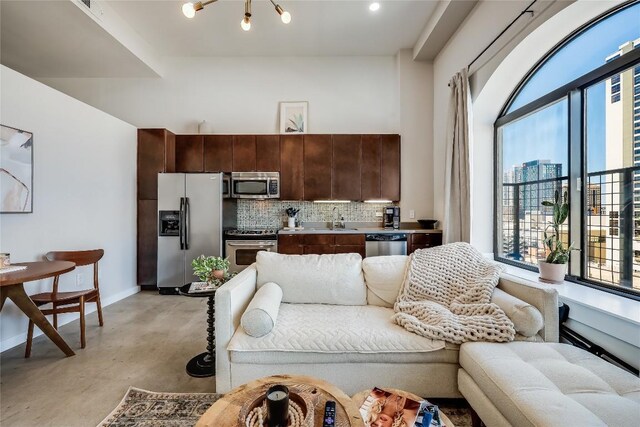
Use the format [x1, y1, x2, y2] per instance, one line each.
[365, 233, 408, 257]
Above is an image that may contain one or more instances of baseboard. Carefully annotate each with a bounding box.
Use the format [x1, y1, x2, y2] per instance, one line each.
[0, 286, 140, 353]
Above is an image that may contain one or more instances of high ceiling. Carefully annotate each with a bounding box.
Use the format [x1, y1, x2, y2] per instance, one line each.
[1, 0, 478, 79]
[107, 0, 440, 57]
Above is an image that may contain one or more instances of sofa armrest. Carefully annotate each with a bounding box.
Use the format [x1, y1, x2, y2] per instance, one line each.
[215, 265, 257, 393]
[497, 273, 559, 343]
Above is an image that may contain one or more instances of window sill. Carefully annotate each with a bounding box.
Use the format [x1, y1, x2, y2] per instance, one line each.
[501, 264, 640, 327]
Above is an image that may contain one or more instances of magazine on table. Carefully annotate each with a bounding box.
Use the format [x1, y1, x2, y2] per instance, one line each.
[359, 387, 444, 427]
[359, 387, 421, 427]
[188, 281, 217, 293]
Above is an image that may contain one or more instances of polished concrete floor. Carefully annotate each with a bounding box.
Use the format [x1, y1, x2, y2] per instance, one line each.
[0, 291, 215, 427]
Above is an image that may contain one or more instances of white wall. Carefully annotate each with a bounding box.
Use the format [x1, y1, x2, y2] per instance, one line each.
[0, 65, 138, 351]
[397, 50, 434, 221]
[40, 54, 435, 221]
[40, 56, 400, 134]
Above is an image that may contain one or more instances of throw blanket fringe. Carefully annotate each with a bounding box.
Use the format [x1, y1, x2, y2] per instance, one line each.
[393, 243, 515, 344]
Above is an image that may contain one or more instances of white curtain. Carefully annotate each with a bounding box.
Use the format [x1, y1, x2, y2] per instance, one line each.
[443, 68, 472, 244]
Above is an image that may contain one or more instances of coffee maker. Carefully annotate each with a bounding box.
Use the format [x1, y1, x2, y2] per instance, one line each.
[383, 206, 401, 229]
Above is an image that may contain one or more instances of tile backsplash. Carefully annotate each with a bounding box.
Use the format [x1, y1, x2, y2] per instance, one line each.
[237, 200, 393, 229]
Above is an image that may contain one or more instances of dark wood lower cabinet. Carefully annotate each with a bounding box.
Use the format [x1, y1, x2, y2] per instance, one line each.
[408, 233, 443, 254]
[304, 245, 335, 255]
[278, 233, 365, 257]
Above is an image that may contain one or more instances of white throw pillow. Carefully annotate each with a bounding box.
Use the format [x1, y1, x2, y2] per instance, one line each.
[362, 256, 410, 307]
[492, 287, 544, 337]
[241, 282, 283, 337]
[255, 252, 366, 305]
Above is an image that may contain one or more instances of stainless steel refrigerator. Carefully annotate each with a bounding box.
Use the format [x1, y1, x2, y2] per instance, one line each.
[157, 173, 236, 291]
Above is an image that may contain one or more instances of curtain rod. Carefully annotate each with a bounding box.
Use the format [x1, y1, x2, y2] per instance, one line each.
[448, 0, 537, 87]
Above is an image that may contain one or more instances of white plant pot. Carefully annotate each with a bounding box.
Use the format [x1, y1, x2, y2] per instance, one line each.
[288, 217, 296, 228]
[538, 261, 567, 283]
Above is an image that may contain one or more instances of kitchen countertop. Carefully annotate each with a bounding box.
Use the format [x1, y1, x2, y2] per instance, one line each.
[278, 222, 442, 235]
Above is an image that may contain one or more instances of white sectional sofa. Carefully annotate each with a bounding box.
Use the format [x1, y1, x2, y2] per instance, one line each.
[215, 252, 559, 396]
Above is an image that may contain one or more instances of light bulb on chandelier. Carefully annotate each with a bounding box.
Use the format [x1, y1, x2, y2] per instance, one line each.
[182, 2, 196, 18]
[241, 16, 251, 31]
[181, 0, 291, 30]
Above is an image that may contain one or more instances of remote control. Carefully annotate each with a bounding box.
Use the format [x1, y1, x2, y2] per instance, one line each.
[323, 401, 336, 427]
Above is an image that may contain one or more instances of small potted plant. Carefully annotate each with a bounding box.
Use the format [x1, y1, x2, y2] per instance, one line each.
[192, 255, 230, 284]
[285, 207, 300, 229]
[538, 190, 574, 283]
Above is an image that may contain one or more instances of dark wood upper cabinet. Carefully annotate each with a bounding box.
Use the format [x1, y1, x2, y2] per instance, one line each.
[233, 135, 257, 172]
[280, 135, 304, 200]
[332, 135, 362, 201]
[204, 135, 233, 172]
[304, 134, 332, 200]
[256, 135, 281, 171]
[175, 135, 204, 172]
[381, 134, 401, 201]
[138, 129, 175, 200]
[361, 134, 382, 200]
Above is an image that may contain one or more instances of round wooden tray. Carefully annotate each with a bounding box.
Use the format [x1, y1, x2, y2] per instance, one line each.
[239, 389, 314, 426]
[196, 375, 363, 427]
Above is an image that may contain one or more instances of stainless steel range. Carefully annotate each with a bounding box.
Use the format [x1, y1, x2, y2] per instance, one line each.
[225, 229, 278, 272]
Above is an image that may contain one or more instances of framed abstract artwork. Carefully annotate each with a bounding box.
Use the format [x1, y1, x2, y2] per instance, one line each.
[279, 102, 308, 134]
[1, 124, 33, 213]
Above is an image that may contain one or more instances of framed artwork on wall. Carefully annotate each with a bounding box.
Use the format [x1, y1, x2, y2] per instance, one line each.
[279, 101, 308, 134]
[1, 124, 33, 213]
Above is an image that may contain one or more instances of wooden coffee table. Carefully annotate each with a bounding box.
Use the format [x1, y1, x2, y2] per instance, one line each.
[197, 375, 363, 427]
[352, 388, 454, 427]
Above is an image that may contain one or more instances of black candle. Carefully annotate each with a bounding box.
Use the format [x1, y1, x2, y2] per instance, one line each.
[266, 385, 289, 427]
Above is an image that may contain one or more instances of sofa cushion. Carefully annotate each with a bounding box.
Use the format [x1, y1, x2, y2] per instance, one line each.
[491, 288, 544, 337]
[256, 252, 366, 305]
[228, 304, 446, 363]
[460, 342, 640, 427]
[241, 282, 283, 337]
[362, 255, 409, 307]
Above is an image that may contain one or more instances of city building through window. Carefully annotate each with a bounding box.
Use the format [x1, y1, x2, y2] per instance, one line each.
[495, 2, 640, 298]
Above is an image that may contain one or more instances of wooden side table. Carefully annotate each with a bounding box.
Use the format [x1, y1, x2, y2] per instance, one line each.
[197, 375, 363, 427]
[352, 389, 455, 427]
[179, 283, 218, 378]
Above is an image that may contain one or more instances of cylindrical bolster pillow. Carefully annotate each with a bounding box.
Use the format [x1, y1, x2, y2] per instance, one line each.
[492, 287, 544, 337]
[241, 282, 283, 337]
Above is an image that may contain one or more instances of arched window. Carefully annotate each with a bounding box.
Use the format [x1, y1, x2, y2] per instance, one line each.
[495, 1, 640, 298]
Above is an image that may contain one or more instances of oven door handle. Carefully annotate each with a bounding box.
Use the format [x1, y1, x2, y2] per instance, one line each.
[226, 241, 277, 247]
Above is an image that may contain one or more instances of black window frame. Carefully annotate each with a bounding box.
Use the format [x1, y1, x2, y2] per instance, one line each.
[493, 1, 640, 300]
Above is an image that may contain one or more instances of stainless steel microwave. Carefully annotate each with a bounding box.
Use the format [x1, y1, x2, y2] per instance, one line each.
[231, 172, 280, 199]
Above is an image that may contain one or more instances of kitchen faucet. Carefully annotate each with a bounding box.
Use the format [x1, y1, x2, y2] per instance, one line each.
[332, 206, 345, 230]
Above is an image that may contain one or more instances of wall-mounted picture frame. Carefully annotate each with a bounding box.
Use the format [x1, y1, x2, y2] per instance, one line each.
[1, 124, 33, 213]
[279, 101, 308, 134]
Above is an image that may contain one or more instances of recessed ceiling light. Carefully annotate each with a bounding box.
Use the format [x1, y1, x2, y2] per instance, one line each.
[369, 2, 380, 12]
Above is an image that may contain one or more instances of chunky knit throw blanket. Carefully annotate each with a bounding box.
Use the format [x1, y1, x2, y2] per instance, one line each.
[392, 242, 515, 344]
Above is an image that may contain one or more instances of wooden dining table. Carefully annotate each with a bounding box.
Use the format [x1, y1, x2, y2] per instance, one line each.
[0, 261, 76, 357]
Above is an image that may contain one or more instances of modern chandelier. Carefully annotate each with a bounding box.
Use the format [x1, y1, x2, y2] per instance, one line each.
[182, 0, 291, 31]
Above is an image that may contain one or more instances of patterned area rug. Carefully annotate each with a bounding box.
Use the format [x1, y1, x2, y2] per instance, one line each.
[98, 387, 220, 426]
[99, 388, 472, 427]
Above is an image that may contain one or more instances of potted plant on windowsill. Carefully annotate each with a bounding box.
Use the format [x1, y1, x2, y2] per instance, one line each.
[192, 255, 230, 284]
[538, 190, 574, 283]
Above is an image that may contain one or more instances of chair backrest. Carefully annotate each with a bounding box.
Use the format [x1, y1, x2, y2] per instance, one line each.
[46, 249, 104, 293]
[45, 249, 104, 266]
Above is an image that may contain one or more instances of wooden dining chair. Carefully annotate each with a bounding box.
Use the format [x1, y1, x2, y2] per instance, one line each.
[25, 249, 105, 358]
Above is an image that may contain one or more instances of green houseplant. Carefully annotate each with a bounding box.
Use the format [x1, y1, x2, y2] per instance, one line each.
[538, 190, 574, 283]
[192, 255, 230, 283]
